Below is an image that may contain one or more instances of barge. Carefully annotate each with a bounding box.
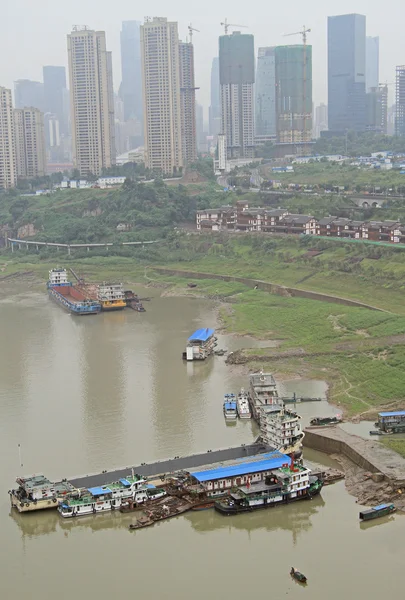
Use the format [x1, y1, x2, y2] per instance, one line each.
[310, 415, 342, 427]
[359, 503, 396, 521]
[184, 328, 216, 361]
[47, 268, 101, 315]
[9, 475, 76, 512]
[377, 411, 405, 433]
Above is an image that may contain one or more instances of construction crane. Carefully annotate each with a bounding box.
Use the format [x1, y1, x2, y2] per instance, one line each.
[220, 18, 247, 35]
[283, 26, 312, 155]
[188, 23, 200, 44]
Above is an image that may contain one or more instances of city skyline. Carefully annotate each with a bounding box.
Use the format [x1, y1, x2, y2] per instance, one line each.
[1, 2, 401, 114]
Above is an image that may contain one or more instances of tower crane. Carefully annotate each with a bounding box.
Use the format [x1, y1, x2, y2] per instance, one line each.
[283, 26, 312, 154]
[220, 18, 247, 35]
[188, 23, 200, 44]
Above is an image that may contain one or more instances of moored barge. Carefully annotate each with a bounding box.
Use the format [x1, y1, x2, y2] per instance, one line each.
[359, 503, 396, 521]
[9, 475, 76, 512]
[184, 328, 216, 361]
[47, 268, 101, 314]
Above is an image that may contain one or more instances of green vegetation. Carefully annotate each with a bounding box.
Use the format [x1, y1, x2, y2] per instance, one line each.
[381, 438, 405, 458]
[314, 132, 405, 157]
[260, 161, 405, 193]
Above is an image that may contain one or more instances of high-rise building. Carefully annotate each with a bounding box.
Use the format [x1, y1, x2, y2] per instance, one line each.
[219, 31, 255, 159]
[314, 103, 328, 138]
[275, 45, 312, 144]
[196, 103, 205, 152]
[396, 66, 405, 137]
[366, 37, 379, 92]
[255, 47, 276, 138]
[43, 66, 68, 134]
[366, 85, 388, 134]
[209, 57, 221, 136]
[14, 107, 47, 178]
[67, 27, 115, 176]
[14, 79, 44, 112]
[328, 14, 366, 133]
[120, 21, 143, 125]
[0, 87, 17, 189]
[141, 17, 183, 175]
[179, 41, 197, 164]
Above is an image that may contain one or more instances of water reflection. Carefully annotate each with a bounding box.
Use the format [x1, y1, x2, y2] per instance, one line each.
[359, 515, 396, 530]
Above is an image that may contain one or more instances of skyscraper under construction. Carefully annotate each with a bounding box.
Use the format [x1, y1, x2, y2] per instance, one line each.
[275, 45, 312, 146]
[219, 31, 255, 159]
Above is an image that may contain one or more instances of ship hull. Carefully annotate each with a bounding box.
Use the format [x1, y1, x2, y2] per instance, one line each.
[215, 489, 320, 516]
[10, 492, 60, 512]
[48, 286, 100, 315]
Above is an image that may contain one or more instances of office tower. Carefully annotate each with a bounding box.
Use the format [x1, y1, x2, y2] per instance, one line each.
[14, 80, 45, 112]
[120, 21, 143, 124]
[43, 66, 68, 134]
[14, 108, 46, 177]
[179, 41, 197, 164]
[366, 37, 379, 92]
[314, 103, 328, 138]
[0, 87, 17, 189]
[275, 45, 312, 144]
[196, 103, 205, 152]
[141, 17, 183, 175]
[396, 66, 405, 137]
[219, 31, 255, 159]
[366, 85, 388, 134]
[67, 27, 115, 176]
[255, 47, 276, 137]
[209, 57, 221, 136]
[328, 14, 366, 133]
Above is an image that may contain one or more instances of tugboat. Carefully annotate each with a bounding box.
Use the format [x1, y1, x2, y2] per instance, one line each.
[237, 388, 251, 419]
[223, 394, 237, 420]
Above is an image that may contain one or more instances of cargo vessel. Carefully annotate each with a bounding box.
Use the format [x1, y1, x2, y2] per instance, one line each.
[9, 475, 76, 512]
[47, 268, 101, 315]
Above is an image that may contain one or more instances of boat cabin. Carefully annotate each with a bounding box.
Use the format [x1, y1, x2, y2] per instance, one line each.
[185, 328, 216, 361]
[378, 411, 405, 433]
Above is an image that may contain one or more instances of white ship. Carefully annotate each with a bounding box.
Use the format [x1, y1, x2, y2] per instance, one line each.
[237, 389, 251, 419]
[58, 475, 148, 518]
[223, 394, 238, 420]
[249, 371, 280, 422]
[260, 404, 304, 457]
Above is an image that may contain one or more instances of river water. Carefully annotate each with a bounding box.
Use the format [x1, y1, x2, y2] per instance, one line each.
[0, 282, 403, 599]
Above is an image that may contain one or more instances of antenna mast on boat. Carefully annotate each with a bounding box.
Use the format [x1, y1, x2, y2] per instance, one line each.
[18, 443, 23, 468]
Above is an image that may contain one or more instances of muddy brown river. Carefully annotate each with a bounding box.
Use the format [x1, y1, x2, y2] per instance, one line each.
[0, 282, 403, 599]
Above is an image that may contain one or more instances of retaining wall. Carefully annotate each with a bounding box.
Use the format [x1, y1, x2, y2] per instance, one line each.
[304, 426, 405, 486]
[151, 267, 385, 312]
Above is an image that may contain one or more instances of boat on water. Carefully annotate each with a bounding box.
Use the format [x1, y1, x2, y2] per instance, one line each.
[310, 415, 342, 426]
[223, 394, 238, 420]
[290, 568, 307, 584]
[359, 503, 396, 521]
[237, 388, 251, 419]
[214, 461, 323, 515]
[58, 474, 149, 518]
[260, 404, 305, 457]
[183, 328, 217, 361]
[249, 371, 279, 423]
[47, 268, 101, 315]
[97, 282, 126, 311]
[9, 475, 76, 513]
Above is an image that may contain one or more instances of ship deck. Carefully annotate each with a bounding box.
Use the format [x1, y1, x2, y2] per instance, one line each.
[68, 443, 272, 489]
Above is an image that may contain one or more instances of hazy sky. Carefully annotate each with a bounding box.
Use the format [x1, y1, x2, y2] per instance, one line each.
[2, 0, 403, 118]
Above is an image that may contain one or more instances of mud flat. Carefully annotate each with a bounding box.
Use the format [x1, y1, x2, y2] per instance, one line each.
[304, 426, 405, 509]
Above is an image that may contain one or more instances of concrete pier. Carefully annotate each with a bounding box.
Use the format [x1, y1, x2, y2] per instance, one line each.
[304, 426, 405, 487]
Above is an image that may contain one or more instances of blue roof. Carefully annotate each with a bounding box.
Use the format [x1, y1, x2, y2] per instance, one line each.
[89, 486, 112, 496]
[224, 402, 237, 410]
[146, 484, 156, 489]
[373, 504, 390, 511]
[191, 452, 289, 482]
[379, 411, 405, 417]
[188, 328, 215, 342]
[119, 478, 130, 487]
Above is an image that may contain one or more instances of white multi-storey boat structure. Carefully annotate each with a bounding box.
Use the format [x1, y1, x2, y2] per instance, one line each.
[184, 328, 217, 361]
[260, 404, 304, 456]
[237, 388, 251, 419]
[58, 474, 149, 518]
[249, 371, 280, 422]
[9, 475, 76, 512]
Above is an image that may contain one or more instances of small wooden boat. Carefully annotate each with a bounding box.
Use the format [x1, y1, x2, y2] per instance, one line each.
[370, 430, 383, 436]
[290, 567, 307, 584]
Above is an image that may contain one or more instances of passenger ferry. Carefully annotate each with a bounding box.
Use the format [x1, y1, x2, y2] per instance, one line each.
[237, 388, 251, 419]
[214, 463, 323, 515]
[58, 475, 148, 518]
[97, 282, 126, 311]
[9, 475, 76, 512]
[223, 394, 238, 420]
[47, 268, 101, 315]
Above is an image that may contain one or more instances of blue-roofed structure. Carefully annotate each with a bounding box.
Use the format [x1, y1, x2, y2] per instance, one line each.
[89, 486, 112, 496]
[191, 451, 288, 483]
[224, 402, 236, 410]
[188, 328, 215, 342]
[378, 410, 405, 432]
[119, 478, 130, 487]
